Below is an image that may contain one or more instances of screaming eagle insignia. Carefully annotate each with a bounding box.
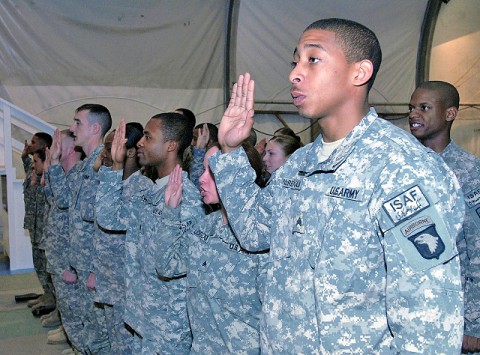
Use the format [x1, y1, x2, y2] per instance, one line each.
[407, 224, 445, 259]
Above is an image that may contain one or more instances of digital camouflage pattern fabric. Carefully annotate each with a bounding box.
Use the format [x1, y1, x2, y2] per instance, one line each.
[210, 109, 465, 354]
[96, 168, 192, 354]
[440, 140, 480, 338]
[159, 202, 268, 354]
[188, 147, 205, 190]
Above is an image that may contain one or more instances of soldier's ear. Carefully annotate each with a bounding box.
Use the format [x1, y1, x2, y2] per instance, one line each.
[126, 147, 136, 158]
[446, 107, 457, 122]
[352, 59, 373, 88]
[91, 122, 101, 135]
[167, 140, 177, 152]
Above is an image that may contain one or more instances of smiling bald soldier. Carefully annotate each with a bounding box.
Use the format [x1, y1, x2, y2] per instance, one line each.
[410, 80, 480, 353]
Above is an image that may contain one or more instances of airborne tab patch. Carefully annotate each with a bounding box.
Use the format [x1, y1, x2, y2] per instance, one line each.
[388, 201, 455, 271]
[383, 185, 429, 224]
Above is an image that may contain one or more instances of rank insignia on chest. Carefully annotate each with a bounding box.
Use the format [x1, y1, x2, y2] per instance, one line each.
[293, 216, 305, 235]
[383, 185, 429, 225]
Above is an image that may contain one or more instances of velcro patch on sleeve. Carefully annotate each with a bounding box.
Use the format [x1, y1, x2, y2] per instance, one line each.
[382, 185, 429, 225]
[465, 186, 480, 230]
[326, 186, 363, 202]
[468, 204, 480, 230]
[391, 210, 456, 271]
[465, 186, 480, 209]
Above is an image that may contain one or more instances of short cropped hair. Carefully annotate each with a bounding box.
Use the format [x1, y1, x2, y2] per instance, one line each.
[305, 18, 382, 91]
[175, 108, 196, 127]
[151, 112, 195, 160]
[34, 132, 53, 149]
[76, 104, 112, 137]
[125, 122, 144, 150]
[417, 81, 460, 109]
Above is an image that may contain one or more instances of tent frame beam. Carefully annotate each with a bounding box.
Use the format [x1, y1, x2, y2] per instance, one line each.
[417, 0, 444, 85]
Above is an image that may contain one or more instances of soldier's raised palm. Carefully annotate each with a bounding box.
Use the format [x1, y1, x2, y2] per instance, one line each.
[218, 73, 255, 153]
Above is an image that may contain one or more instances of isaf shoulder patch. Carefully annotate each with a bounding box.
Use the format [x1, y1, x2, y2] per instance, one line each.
[383, 185, 429, 225]
[465, 186, 480, 209]
[465, 186, 480, 230]
[382, 185, 456, 271]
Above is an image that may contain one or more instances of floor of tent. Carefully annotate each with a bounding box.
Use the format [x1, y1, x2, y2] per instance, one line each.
[0, 238, 70, 354]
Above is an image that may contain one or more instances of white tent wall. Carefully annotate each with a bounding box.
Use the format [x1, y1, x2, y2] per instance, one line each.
[430, 0, 480, 157]
[0, 1, 227, 155]
[237, 0, 428, 114]
[239, 0, 480, 158]
[389, 0, 480, 157]
[0, 0, 478, 169]
[236, 0, 436, 145]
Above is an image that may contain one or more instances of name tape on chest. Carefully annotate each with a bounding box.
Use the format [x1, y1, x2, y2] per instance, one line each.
[193, 228, 209, 242]
[281, 178, 302, 190]
[465, 186, 480, 209]
[326, 186, 363, 202]
[383, 185, 429, 225]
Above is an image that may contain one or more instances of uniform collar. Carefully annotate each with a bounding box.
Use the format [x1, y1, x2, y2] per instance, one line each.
[439, 139, 455, 157]
[79, 144, 104, 172]
[300, 108, 378, 176]
[143, 171, 187, 205]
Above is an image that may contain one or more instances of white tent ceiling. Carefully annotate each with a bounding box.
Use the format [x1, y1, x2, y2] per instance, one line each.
[1, 0, 479, 155]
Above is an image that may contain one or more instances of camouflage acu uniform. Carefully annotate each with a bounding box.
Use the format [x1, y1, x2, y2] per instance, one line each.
[188, 147, 205, 189]
[96, 168, 191, 354]
[43, 165, 79, 275]
[183, 145, 193, 174]
[92, 223, 126, 307]
[22, 155, 52, 293]
[93, 171, 147, 354]
[44, 164, 85, 351]
[210, 108, 465, 354]
[22, 155, 36, 231]
[159, 203, 267, 354]
[439, 140, 480, 338]
[48, 145, 110, 354]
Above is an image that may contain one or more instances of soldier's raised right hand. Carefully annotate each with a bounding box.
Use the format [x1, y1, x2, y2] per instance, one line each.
[49, 129, 62, 165]
[218, 72, 255, 153]
[112, 119, 128, 170]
